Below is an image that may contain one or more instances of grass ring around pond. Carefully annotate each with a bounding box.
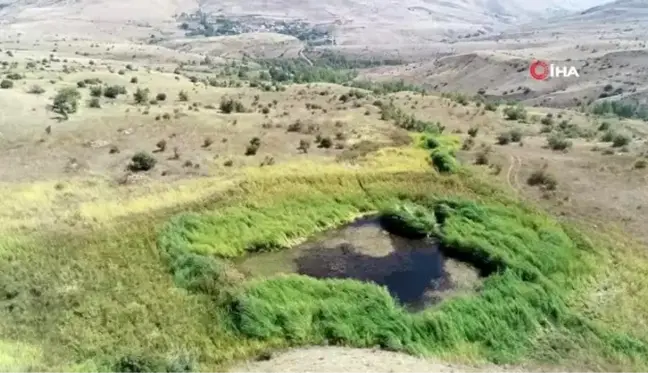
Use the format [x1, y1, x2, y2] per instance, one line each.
[156, 187, 644, 369]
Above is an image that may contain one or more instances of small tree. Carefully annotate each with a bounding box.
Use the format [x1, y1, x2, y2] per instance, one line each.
[298, 139, 311, 153]
[133, 87, 150, 104]
[51, 87, 81, 120]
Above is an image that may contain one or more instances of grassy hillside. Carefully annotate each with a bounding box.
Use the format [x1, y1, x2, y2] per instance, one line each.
[2, 135, 648, 371]
[1, 46, 648, 372]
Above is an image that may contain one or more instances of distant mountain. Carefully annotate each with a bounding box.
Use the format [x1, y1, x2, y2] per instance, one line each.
[0, 0, 621, 44]
[539, 0, 648, 26]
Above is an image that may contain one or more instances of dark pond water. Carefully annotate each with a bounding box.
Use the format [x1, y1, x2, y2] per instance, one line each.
[237, 216, 481, 310]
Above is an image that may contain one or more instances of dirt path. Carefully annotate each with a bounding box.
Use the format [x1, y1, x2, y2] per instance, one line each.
[506, 154, 522, 193]
[299, 48, 313, 66]
[228, 347, 554, 373]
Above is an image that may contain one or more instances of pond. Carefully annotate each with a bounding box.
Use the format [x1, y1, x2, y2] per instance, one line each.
[237, 216, 482, 310]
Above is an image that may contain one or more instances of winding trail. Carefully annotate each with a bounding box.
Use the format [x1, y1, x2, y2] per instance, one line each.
[298, 48, 313, 66]
[507, 154, 522, 193]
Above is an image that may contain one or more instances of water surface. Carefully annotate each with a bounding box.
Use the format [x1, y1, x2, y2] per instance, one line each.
[237, 217, 481, 310]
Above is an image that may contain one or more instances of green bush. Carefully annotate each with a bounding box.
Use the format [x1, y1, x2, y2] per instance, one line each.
[503, 105, 527, 121]
[245, 137, 261, 155]
[156, 92, 167, 101]
[509, 129, 523, 142]
[0, 79, 13, 89]
[129, 152, 157, 171]
[88, 97, 101, 108]
[51, 87, 81, 119]
[90, 85, 102, 97]
[547, 134, 572, 151]
[220, 97, 246, 113]
[104, 85, 124, 98]
[612, 133, 631, 148]
[527, 168, 557, 190]
[318, 136, 333, 148]
[484, 102, 498, 111]
[133, 87, 150, 104]
[423, 137, 440, 149]
[430, 149, 458, 173]
[497, 132, 512, 145]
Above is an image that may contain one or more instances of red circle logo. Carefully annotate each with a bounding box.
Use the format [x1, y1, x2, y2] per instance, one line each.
[529, 60, 550, 80]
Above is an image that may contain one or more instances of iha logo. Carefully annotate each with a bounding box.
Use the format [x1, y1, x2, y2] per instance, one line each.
[529, 60, 579, 80]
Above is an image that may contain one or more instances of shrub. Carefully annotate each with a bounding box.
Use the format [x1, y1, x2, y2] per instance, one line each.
[430, 149, 458, 173]
[634, 159, 647, 169]
[475, 148, 490, 165]
[298, 139, 310, 153]
[503, 105, 527, 120]
[245, 137, 261, 155]
[600, 130, 615, 142]
[114, 355, 165, 372]
[220, 97, 246, 113]
[77, 80, 87, 88]
[104, 85, 124, 98]
[287, 120, 303, 132]
[423, 136, 440, 149]
[497, 132, 511, 145]
[462, 137, 475, 150]
[6, 72, 22, 80]
[509, 128, 523, 142]
[467, 127, 479, 137]
[28, 85, 45, 94]
[130, 77, 138, 83]
[51, 87, 81, 119]
[540, 115, 553, 126]
[318, 136, 333, 148]
[88, 97, 101, 108]
[527, 169, 557, 190]
[547, 134, 572, 151]
[0, 79, 13, 89]
[598, 121, 611, 131]
[90, 86, 102, 97]
[133, 87, 150, 104]
[156, 92, 167, 101]
[129, 152, 156, 171]
[156, 139, 167, 152]
[484, 102, 498, 111]
[612, 133, 631, 148]
[178, 90, 189, 101]
[202, 137, 213, 148]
